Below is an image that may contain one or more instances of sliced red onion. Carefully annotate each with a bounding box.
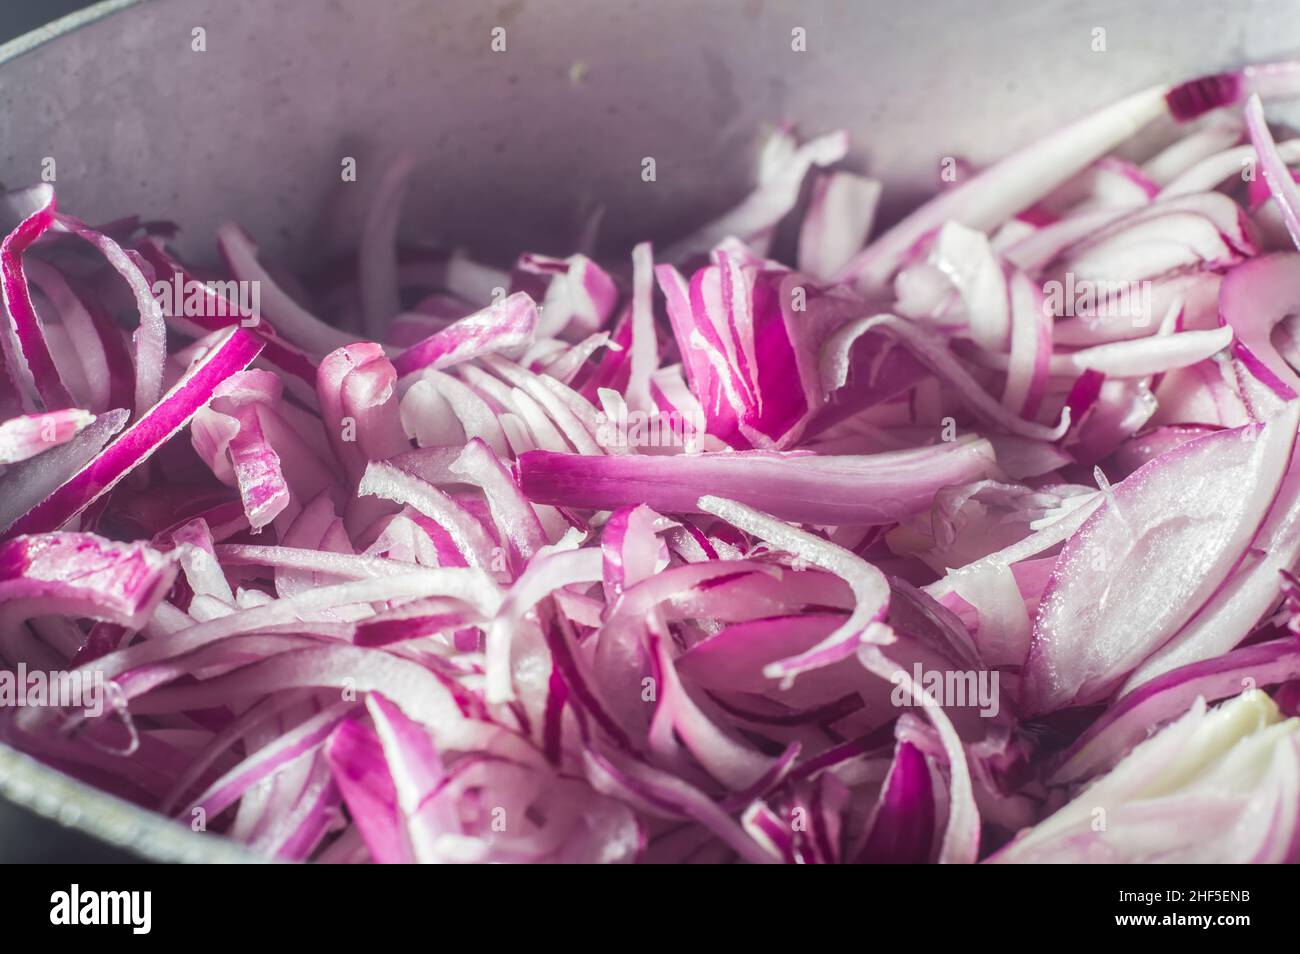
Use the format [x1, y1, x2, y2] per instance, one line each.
[1122, 454, 1300, 691]
[7, 65, 1300, 865]
[0, 408, 94, 465]
[357, 460, 496, 568]
[823, 314, 1069, 441]
[837, 85, 1174, 291]
[359, 154, 416, 338]
[646, 623, 774, 790]
[0, 531, 176, 629]
[53, 213, 168, 418]
[1023, 403, 1300, 714]
[663, 130, 848, 261]
[392, 292, 538, 379]
[1001, 271, 1051, 417]
[1068, 324, 1234, 378]
[1143, 119, 1243, 186]
[624, 242, 658, 411]
[137, 239, 320, 402]
[218, 224, 358, 355]
[23, 261, 116, 412]
[798, 171, 882, 283]
[1245, 94, 1300, 250]
[1, 185, 70, 410]
[930, 222, 1009, 351]
[5, 328, 263, 538]
[858, 647, 979, 864]
[317, 343, 409, 483]
[519, 438, 996, 526]
[186, 703, 353, 821]
[698, 495, 892, 681]
[856, 740, 935, 863]
[1053, 639, 1300, 785]
[994, 691, 1300, 863]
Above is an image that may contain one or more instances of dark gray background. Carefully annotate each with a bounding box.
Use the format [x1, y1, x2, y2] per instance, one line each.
[0, 1, 100, 44]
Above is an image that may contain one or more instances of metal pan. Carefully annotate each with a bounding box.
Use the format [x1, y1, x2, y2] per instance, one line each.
[1, 0, 1297, 862]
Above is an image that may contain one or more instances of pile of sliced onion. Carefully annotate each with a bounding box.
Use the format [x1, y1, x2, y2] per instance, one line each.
[4, 63, 1300, 864]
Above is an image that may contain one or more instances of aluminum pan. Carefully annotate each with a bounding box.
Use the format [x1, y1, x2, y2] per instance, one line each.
[0, 0, 1297, 862]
